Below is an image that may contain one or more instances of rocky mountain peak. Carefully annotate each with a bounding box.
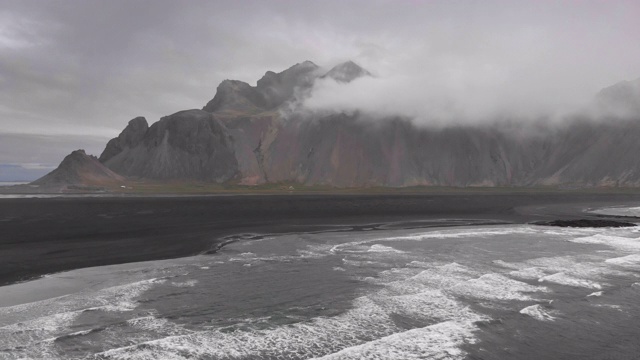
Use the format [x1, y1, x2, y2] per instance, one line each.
[254, 61, 320, 109]
[202, 80, 266, 113]
[202, 61, 322, 114]
[99, 116, 149, 163]
[256, 61, 319, 87]
[322, 60, 371, 83]
[595, 78, 640, 117]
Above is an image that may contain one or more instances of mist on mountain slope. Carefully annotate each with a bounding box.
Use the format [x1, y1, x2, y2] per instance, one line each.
[300, 58, 638, 127]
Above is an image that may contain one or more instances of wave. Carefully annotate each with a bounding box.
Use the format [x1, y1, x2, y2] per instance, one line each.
[7, 223, 639, 359]
[519, 304, 556, 321]
[311, 320, 478, 360]
[496, 255, 632, 290]
[95, 259, 553, 360]
[569, 234, 640, 252]
[539, 272, 602, 289]
[605, 254, 640, 268]
[0, 278, 163, 359]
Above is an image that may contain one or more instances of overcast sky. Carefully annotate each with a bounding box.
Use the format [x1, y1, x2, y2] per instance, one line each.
[1, 0, 639, 178]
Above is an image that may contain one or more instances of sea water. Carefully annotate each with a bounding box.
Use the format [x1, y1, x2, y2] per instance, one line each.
[1, 209, 639, 359]
[0, 182, 29, 187]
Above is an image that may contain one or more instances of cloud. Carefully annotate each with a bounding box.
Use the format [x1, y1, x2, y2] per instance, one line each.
[302, 63, 572, 125]
[0, 133, 109, 168]
[0, 0, 639, 166]
[298, 1, 640, 125]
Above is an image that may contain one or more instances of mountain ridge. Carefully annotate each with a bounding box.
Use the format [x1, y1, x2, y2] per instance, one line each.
[33, 61, 640, 189]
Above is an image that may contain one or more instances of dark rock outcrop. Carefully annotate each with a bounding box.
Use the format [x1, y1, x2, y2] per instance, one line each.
[202, 61, 320, 113]
[255, 60, 320, 108]
[533, 219, 637, 228]
[32, 150, 124, 186]
[101, 110, 238, 182]
[201, 80, 267, 113]
[99, 116, 148, 163]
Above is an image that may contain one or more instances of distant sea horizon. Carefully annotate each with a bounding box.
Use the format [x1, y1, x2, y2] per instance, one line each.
[0, 181, 29, 186]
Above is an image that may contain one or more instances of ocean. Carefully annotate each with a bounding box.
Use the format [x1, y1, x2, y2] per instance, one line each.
[1, 204, 639, 359]
[0, 182, 29, 187]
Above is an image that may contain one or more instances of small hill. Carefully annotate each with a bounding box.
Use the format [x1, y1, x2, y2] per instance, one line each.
[32, 149, 125, 187]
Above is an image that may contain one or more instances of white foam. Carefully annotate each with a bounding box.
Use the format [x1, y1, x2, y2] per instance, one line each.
[60, 328, 95, 338]
[0, 278, 163, 358]
[13, 223, 631, 359]
[587, 291, 603, 297]
[0, 309, 84, 357]
[605, 254, 640, 268]
[590, 206, 640, 217]
[170, 280, 198, 288]
[97, 298, 483, 360]
[386, 226, 542, 241]
[451, 274, 549, 301]
[127, 316, 192, 336]
[327, 226, 543, 255]
[368, 244, 404, 253]
[592, 304, 622, 310]
[0, 309, 81, 333]
[341, 258, 387, 267]
[509, 267, 547, 280]
[499, 255, 627, 290]
[3, 277, 160, 312]
[569, 234, 640, 252]
[297, 249, 329, 258]
[95, 260, 496, 360]
[492, 260, 518, 269]
[539, 272, 602, 289]
[312, 320, 478, 360]
[520, 304, 556, 321]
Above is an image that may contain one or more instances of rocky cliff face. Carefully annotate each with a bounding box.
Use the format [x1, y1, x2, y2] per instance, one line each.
[89, 60, 640, 188]
[101, 109, 238, 182]
[99, 116, 149, 163]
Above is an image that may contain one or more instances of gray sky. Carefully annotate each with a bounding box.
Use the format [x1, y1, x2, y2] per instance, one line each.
[1, 0, 639, 178]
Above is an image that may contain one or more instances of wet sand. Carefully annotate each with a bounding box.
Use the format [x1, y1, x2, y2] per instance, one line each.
[1, 193, 640, 286]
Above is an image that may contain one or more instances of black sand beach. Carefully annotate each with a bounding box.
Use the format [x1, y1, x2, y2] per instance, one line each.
[1, 193, 640, 286]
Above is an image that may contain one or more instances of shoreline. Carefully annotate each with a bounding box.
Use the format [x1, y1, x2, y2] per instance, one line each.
[1, 193, 640, 287]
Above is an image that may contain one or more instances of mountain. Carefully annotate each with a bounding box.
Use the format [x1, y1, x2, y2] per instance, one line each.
[321, 61, 371, 83]
[100, 110, 238, 182]
[32, 149, 124, 186]
[36, 61, 640, 189]
[595, 78, 640, 117]
[202, 61, 320, 113]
